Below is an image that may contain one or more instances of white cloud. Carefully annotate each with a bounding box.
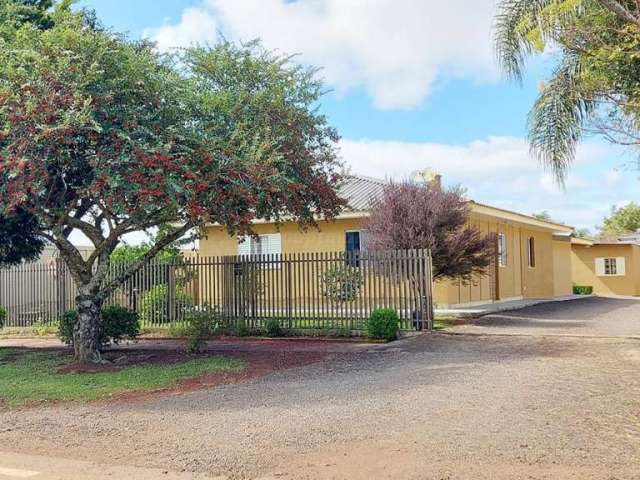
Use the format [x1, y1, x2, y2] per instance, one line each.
[143, 6, 218, 52]
[339, 136, 631, 230]
[144, 0, 498, 109]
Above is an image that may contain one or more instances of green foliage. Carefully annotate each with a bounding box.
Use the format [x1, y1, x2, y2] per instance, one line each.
[494, 0, 640, 182]
[101, 305, 140, 344]
[573, 285, 593, 295]
[601, 202, 640, 235]
[0, 305, 6, 329]
[0, 349, 245, 408]
[321, 265, 363, 302]
[233, 320, 251, 337]
[138, 284, 194, 325]
[0, 0, 55, 32]
[366, 308, 399, 341]
[57, 310, 76, 345]
[111, 224, 186, 265]
[58, 306, 139, 348]
[0, 208, 45, 267]
[185, 310, 220, 353]
[263, 318, 282, 337]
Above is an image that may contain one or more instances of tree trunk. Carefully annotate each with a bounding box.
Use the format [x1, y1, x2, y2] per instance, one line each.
[73, 285, 103, 364]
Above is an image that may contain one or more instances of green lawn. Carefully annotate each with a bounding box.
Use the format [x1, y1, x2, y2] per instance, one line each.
[0, 348, 245, 408]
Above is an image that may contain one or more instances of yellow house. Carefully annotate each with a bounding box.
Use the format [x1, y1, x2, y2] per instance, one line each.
[571, 236, 640, 296]
[198, 175, 574, 308]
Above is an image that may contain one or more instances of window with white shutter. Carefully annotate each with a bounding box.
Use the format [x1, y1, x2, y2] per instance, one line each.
[237, 233, 282, 257]
[595, 257, 626, 276]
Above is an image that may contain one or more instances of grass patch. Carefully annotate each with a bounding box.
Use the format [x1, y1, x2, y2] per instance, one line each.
[433, 318, 457, 330]
[0, 348, 245, 408]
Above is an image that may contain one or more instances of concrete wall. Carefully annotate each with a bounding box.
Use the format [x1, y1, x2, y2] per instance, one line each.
[571, 244, 639, 296]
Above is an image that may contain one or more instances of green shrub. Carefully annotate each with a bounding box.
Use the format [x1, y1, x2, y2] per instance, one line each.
[321, 265, 363, 302]
[233, 320, 251, 337]
[264, 318, 282, 337]
[138, 284, 194, 324]
[573, 285, 593, 295]
[58, 306, 140, 348]
[185, 311, 219, 353]
[101, 305, 140, 343]
[167, 322, 189, 337]
[0, 306, 6, 329]
[366, 308, 399, 341]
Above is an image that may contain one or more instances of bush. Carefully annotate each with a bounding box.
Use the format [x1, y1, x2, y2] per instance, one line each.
[185, 311, 219, 353]
[0, 306, 6, 329]
[321, 265, 363, 302]
[58, 306, 140, 348]
[233, 320, 251, 337]
[138, 284, 194, 324]
[366, 308, 399, 341]
[573, 285, 593, 295]
[264, 318, 282, 337]
[101, 305, 140, 344]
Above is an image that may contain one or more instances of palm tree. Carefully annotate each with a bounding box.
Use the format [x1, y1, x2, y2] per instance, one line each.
[494, 0, 640, 183]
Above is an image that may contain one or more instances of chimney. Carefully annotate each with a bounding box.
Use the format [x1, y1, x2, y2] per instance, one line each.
[415, 169, 442, 190]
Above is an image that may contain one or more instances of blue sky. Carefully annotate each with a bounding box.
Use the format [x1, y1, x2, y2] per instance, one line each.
[77, 0, 639, 233]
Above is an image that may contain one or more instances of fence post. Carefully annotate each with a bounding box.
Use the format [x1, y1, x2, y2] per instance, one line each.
[286, 257, 292, 329]
[167, 263, 176, 324]
[426, 249, 434, 330]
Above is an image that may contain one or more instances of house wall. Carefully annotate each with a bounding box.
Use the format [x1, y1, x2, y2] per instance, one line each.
[552, 239, 573, 297]
[199, 218, 366, 257]
[571, 244, 639, 296]
[435, 217, 556, 306]
[200, 212, 563, 306]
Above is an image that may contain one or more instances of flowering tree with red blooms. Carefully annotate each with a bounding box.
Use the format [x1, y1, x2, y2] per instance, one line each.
[365, 181, 496, 282]
[0, 6, 345, 362]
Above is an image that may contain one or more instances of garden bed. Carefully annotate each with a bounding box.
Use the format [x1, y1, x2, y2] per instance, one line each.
[0, 340, 342, 409]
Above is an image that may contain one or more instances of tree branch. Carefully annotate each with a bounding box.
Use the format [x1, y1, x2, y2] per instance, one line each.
[98, 222, 194, 299]
[597, 0, 640, 26]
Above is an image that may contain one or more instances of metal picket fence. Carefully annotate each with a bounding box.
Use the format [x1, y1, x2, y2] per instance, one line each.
[0, 249, 433, 331]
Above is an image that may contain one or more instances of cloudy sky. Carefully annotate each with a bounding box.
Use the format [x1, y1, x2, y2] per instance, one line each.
[78, 0, 640, 233]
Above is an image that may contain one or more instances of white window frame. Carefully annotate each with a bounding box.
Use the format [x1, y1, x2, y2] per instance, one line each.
[497, 233, 507, 267]
[527, 236, 536, 269]
[595, 257, 626, 277]
[238, 233, 282, 257]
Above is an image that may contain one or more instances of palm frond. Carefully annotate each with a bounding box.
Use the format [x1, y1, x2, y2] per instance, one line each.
[527, 52, 594, 184]
[494, 0, 555, 81]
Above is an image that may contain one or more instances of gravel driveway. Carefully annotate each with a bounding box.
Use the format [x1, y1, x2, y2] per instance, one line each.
[1, 298, 639, 479]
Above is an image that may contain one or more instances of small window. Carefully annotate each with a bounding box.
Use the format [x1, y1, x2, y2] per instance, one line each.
[527, 237, 536, 268]
[497, 233, 507, 267]
[595, 257, 626, 277]
[346, 231, 365, 266]
[605, 258, 617, 275]
[238, 233, 282, 256]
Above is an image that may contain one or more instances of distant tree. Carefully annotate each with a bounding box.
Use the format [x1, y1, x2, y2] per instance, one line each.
[365, 181, 496, 282]
[0, 208, 46, 266]
[572, 227, 593, 239]
[532, 211, 553, 222]
[494, 0, 640, 182]
[0, 0, 54, 30]
[601, 203, 640, 234]
[0, 8, 344, 362]
[110, 225, 185, 265]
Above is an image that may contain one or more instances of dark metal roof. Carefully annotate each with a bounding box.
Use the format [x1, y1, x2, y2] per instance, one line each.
[338, 175, 386, 212]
